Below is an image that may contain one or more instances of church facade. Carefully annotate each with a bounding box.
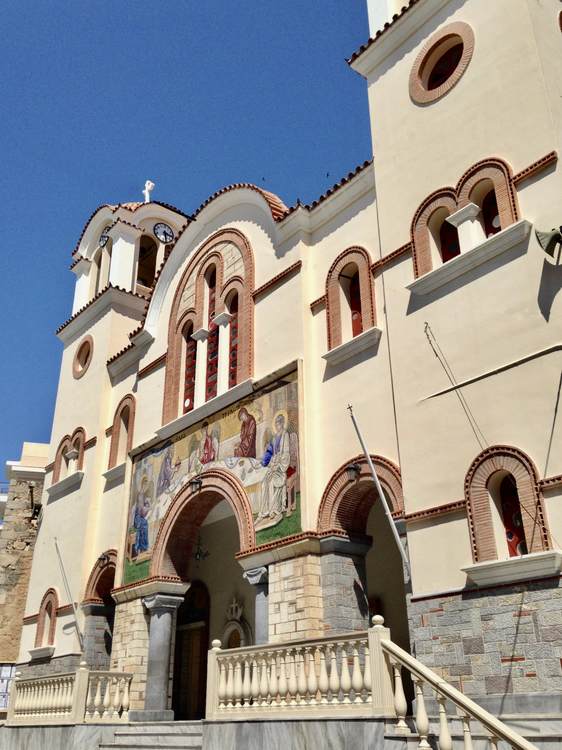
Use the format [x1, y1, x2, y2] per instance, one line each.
[6, 0, 562, 745]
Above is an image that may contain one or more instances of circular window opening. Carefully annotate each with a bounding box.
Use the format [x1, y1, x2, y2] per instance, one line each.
[73, 336, 93, 379]
[426, 41, 463, 90]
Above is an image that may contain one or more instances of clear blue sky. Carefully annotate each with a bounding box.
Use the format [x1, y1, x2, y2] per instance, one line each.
[0, 0, 372, 470]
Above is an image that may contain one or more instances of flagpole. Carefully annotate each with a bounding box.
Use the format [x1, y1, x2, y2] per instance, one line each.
[348, 405, 411, 580]
[54, 536, 86, 653]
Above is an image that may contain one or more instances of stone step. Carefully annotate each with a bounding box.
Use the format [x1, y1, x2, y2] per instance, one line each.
[99, 745, 201, 750]
[99, 721, 203, 750]
[115, 732, 201, 745]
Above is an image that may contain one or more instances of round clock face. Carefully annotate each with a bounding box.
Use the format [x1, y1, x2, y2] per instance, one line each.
[154, 222, 174, 243]
[99, 226, 111, 248]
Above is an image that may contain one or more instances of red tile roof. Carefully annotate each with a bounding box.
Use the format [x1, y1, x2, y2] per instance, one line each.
[347, 1, 420, 65]
[193, 183, 288, 221]
[55, 285, 148, 335]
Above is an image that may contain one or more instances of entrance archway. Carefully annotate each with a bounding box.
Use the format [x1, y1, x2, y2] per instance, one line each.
[82, 549, 117, 669]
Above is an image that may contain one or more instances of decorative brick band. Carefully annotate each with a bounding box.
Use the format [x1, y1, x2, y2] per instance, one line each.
[84, 436, 97, 449]
[252, 261, 302, 299]
[512, 150, 558, 185]
[409, 22, 475, 105]
[310, 295, 327, 310]
[404, 499, 467, 523]
[317, 454, 403, 537]
[464, 445, 550, 562]
[137, 352, 167, 379]
[371, 243, 413, 273]
[539, 473, 562, 489]
[150, 469, 255, 578]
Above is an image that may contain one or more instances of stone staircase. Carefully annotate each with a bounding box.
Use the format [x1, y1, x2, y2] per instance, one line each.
[99, 721, 203, 750]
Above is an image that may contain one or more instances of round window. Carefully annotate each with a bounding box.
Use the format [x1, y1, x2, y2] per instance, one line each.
[73, 336, 93, 379]
[409, 22, 474, 105]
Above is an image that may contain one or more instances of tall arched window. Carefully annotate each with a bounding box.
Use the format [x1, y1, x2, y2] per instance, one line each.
[228, 293, 239, 389]
[137, 237, 158, 289]
[108, 396, 136, 470]
[53, 428, 86, 484]
[35, 589, 59, 649]
[206, 267, 219, 401]
[183, 322, 197, 414]
[326, 247, 375, 351]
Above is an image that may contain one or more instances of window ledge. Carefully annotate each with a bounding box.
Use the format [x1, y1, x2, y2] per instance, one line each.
[461, 550, 562, 587]
[103, 462, 126, 483]
[46, 471, 84, 498]
[29, 645, 55, 661]
[407, 219, 532, 295]
[322, 326, 382, 367]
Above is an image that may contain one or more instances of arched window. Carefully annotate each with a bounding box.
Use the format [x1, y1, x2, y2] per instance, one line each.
[108, 396, 136, 469]
[438, 218, 461, 262]
[35, 589, 59, 648]
[53, 428, 86, 484]
[137, 237, 158, 290]
[228, 293, 239, 389]
[326, 247, 375, 351]
[206, 267, 219, 401]
[183, 322, 197, 414]
[465, 446, 549, 563]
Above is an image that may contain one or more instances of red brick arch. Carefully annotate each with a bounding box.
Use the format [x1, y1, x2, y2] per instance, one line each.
[108, 395, 136, 469]
[465, 445, 550, 562]
[35, 588, 59, 648]
[317, 455, 403, 538]
[83, 549, 117, 604]
[52, 427, 86, 483]
[150, 468, 255, 578]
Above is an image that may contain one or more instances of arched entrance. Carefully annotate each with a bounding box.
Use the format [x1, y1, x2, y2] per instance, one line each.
[82, 550, 117, 669]
[317, 455, 411, 652]
[150, 472, 256, 719]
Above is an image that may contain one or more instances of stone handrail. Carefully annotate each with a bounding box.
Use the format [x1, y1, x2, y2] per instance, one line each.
[381, 638, 539, 750]
[205, 622, 395, 720]
[6, 662, 133, 726]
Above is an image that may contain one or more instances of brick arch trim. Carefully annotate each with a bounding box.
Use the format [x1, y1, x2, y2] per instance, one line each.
[325, 246, 375, 350]
[465, 445, 549, 562]
[53, 427, 86, 483]
[83, 549, 118, 603]
[317, 454, 403, 538]
[162, 228, 254, 425]
[411, 158, 519, 278]
[35, 588, 59, 647]
[150, 468, 255, 578]
[108, 395, 136, 469]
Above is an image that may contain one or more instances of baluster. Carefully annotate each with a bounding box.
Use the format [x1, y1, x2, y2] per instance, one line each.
[226, 659, 235, 708]
[85, 675, 94, 719]
[52, 679, 61, 715]
[66, 677, 75, 714]
[29, 682, 37, 715]
[250, 657, 260, 707]
[351, 641, 364, 703]
[234, 657, 243, 708]
[38, 681, 47, 714]
[18, 681, 27, 716]
[113, 675, 122, 717]
[287, 650, 298, 706]
[217, 659, 227, 709]
[437, 695, 452, 750]
[487, 735, 498, 750]
[278, 651, 289, 706]
[94, 676, 103, 719]
[242, 658, 252, 707]
[297, 649, 307, 705]
[391, 660, 409, 733]
[415, 680, 431, 749]
[461, 714, 474, 750]
[259, 655, 270, 706]
[363, 644, 372, 703]
[340, 642, 352, 704]
[121, 677, 130, 721]
[269, 653, 279, 706]
[36, 681, 44, 715]
[318, 646, 329, 705]
[307, 648, 318, 705]
[328, 645, 340, 704]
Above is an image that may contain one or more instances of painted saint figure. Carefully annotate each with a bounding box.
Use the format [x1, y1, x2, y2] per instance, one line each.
[133, 476, 151, 556]
[156, 445, 181, 497]
[234, 407, 256, 458]
[256, 414, 291, 523]
[199, 422, 216, 464]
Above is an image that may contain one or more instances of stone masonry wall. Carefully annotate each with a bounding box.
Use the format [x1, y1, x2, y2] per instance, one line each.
[409, 576, 562, 699]
[110, 598, 150, 710]
[18, 654, 81, 679]
[269, 555, 324, 643]
[83, 609, 113, 671]
[0, 478, 42, 663]
[321, 552, 369, 634]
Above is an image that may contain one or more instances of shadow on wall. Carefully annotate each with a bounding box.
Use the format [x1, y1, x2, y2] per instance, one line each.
[537, 253, 562, 322]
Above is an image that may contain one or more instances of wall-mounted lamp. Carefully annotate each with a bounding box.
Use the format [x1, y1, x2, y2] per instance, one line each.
[97, 553, 110, 568]
[346, 462, 361, 484]
[192, 534, 209, 567]
[189, 476, 203, 495]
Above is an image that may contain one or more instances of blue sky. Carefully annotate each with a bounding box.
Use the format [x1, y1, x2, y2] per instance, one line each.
[0, 0, 372, 470]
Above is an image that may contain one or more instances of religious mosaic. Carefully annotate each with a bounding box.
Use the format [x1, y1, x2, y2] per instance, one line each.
[124, 371, 300, 584]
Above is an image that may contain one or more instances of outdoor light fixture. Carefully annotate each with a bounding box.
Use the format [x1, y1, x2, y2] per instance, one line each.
[97, 553, 110, 568]
[189, 476, 203, 495]
[192, 534, 209, 567]
[346, 462, 361, 484]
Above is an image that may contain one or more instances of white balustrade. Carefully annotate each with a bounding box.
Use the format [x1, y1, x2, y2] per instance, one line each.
[83, 671, 133, 723]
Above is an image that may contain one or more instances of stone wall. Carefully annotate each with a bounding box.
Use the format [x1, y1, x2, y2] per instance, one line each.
[409, 576, 562, 700]
[0, 478, 42, 663]
[320, 542, 370, 634]
[110, 597, 150, 709]
[83, 606, 114, 670]
[17, 654, 81, 679]
[268, 555, 324, 642]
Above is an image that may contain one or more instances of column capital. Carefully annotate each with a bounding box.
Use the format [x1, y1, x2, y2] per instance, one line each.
[243, 566, 269, 586]
[192, 327, 209, 342]
[214, 311, 233, 327]
[142, 593, 184, 613]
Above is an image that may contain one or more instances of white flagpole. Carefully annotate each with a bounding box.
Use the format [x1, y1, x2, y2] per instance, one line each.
[54, 537, 85, 653]
[348, 405, 411, 580]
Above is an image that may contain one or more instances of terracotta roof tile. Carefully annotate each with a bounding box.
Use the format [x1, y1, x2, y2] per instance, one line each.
[55, 285, 148, 335]
[278, 160, 373, 221]
[193, 183, 288, 221]
[347, 1, 419, 65]
[107, 342, 135, 365]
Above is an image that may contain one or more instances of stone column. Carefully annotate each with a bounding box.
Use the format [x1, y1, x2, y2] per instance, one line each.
[320, 537, 371, 633]
[243, 567, 269, 645]
[214, 311, 233, 396]
[192, 328, 209, 409]
[129, 593, 183, 722]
